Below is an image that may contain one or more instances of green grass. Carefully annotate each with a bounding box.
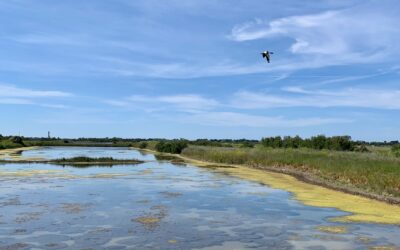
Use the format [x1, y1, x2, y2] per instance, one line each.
[130, 140, 159, 150]
[181, 146, 400, 199]
[0, 140, 24, 150]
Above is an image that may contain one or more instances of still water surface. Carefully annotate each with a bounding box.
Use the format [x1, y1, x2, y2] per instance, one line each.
[0, 147, 399, 249]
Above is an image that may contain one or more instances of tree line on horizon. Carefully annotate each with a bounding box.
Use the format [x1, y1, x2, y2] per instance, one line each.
[261, 135, 356, 151]
[1, 134, 400, 155]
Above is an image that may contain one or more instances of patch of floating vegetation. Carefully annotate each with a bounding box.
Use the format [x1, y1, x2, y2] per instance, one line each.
[89, 173, 130, 178]
[311, 234, 347, 241]
[0, 169, 132, 179]
[13, 229, 27, 234]
[315, 225, 348, 234]
[0, 170, 66, 177]
[160, 191, 182, 198]
[357, 236, 373, 244]
[14, 212, 43, 224]
[0, 243, 30, 250]
[369, 246, 398, 250]
[202, 165, 400, 224]
[168, 240, 178, 244]
[60, 203, 91, 214]
[135, 216, 161, 224]
[136, 200, 150, 204]
[0, 197, 21, 207]
[138, 169, 153, 175]
[132, 205, 167, 229]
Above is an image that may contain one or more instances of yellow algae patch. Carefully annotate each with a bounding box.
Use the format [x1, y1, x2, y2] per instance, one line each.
[0, 147, 39, 160]
[315, 226, 348, 234]
[133, 216, 163, 229]
[357, 237, 373, 244]
[138, 169, 153, 175]
[0, 169, 66, 177]
[89, 173, 130, 178]
[168, 240, 178, 244]
[0, 170, 130, 179]
[214, 165, 400, 224]
[136, 217, 160, 224]
[369, 246, 398, 250]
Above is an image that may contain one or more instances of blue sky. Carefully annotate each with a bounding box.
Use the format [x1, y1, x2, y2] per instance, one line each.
[0, 0, 399, 140]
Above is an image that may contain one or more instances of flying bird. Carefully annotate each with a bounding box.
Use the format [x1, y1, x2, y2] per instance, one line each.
[261, 51, 274, 63]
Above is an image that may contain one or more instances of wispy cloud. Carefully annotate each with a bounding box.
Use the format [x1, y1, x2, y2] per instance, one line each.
[105, 92, 352, 128]
[9, 34, 88, 46]
[0, 98, 34, 105]
[183, 111, 351, 127]
[233, 87, 400, 110]
[230, 3, 400, 65]
[0, 83, 72, 98]
[106, 94, 219, 112]
[0, 83, 72, 108]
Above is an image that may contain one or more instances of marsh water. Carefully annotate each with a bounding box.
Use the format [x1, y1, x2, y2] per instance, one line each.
[0, 147, 399, 250]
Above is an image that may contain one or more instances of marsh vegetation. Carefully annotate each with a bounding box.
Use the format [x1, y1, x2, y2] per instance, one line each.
[0, 136, 25, 149]
[181, 145, 400, 201]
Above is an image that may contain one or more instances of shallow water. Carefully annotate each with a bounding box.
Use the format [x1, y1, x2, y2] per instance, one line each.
[0, 147, 399, 250]
[21, 146, 156, 161]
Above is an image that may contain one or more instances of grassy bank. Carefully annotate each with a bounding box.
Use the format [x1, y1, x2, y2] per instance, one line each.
[0, 137, 25, 149]
[181, 146, 400, 202]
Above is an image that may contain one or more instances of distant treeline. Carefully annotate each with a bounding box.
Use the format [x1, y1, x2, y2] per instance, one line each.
[153, 139, 259, 154]
[357, 140, 399, 146]
[189, 139, 258, 148]
[22, 136, 258, 147]
[261, 135, 356, 151]
[1, 134, 399, 155]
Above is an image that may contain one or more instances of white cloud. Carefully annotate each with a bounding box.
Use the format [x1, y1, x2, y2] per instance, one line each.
[183, 111, 351, 127]
[230, 3, 400, 64]
[10, 34, 87, 46]
[106, 94, 219, 112]
[233, 87, 400, 109]
[0, 83, 72, 98]
[103, 100, 131, 107]
[0, 98, 34, 105]
[0, 83, 72, 108]
[105, 92, 352, 128]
